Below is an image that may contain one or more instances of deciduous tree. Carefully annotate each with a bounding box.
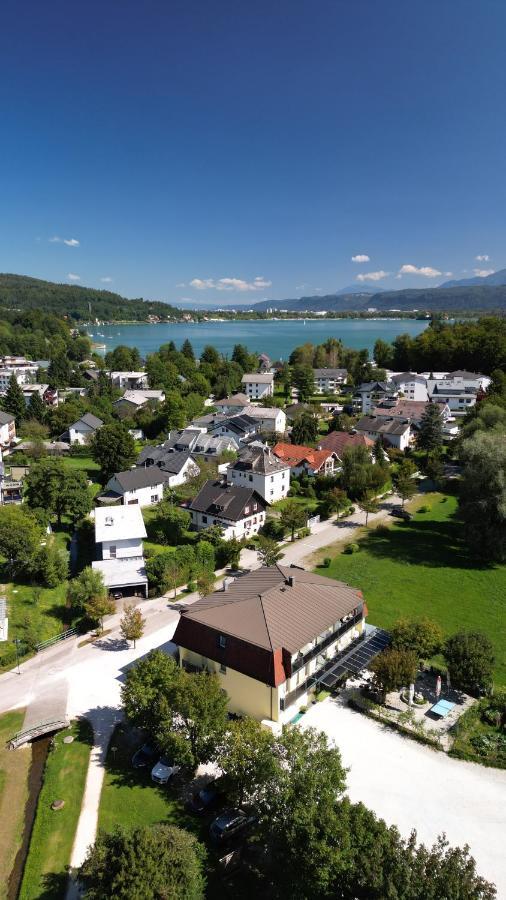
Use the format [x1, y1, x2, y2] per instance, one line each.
[370, 647, 418, 700]
[91, 422, 136, 484]
[79, 824, 205, 900]
[257, 535, 283, 566]
[291, 410, 319, 444]
[120, 603, 146, 648]
[217, 717, 277, 807]
[391, 618, 443, 661]
[85, 592, 115, 633]
[459, 431, 506, 562]
[444, 632, 495, 694]
[67, 567, 107, 611]
[279, 500, 307, 541]
[357, 490, 379, 526]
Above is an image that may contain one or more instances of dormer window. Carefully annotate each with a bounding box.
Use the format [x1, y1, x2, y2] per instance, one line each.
[244, 505, 250, 515]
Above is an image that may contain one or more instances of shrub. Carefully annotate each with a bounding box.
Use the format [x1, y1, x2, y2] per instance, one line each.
[348, 505, 355, 514]
[322, 556, 331, 568]
[345, 542, 359, 554]
[375, 524, 389, 536]
[418, 504, 429, 513]
[186, 581, 197, 593]
[297, 526, 310, 539]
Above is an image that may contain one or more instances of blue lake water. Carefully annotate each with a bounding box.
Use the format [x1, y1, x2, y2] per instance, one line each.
[87, 318, 429, 360]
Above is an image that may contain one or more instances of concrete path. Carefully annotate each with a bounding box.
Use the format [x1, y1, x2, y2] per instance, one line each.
[303, 697, 506, 897]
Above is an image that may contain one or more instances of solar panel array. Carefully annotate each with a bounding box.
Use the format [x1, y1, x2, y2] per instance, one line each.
[318, 628, 390, 690]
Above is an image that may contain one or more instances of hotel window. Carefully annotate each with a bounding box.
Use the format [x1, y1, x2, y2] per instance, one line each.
[218, 634, 227, 649]
[244, 505, 250, 514]
[219, 663, 227, 674]
[202, 515, 208, 524]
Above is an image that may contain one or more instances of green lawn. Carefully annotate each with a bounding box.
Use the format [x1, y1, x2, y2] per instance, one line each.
[98, 725, 190, 834]
[271, 495, 320, 516]
[62, 455, 100, 475]
[19, 720, 93, 900]
[0, 710, 30, 900]
[316, 494, 506, 687]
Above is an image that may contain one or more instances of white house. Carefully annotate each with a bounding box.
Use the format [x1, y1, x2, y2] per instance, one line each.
[113, 389, 165, 419]
[0, 412, 16, 448]
[240, 405, 287, 434]
[209, 414, 261, 444]
[352, 381, 397, 414]
[68, 413, 104, 445]
[226, 445, 290, 504]
[213, 393, 250, 414]
[99, 468, 171, 507]
[110, 371, 149, 390]
[92, 505, 148, 597]
[0, 364, 39, 393]
[427, 372, 491, 416]
[355, 415, 412, 451]
[187, 480, 266, 540]
[241, 372, 274, 400]
[389, 372, 429, 401]
[313, 368, 348, 394]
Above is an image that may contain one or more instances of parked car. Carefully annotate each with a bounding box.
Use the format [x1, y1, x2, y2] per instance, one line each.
[131, 743, 157, 769]
[186, 779, 224, 815]
[390, 506, 412, 521]
[151, 756, 179, 784]
[209, 808, 256, 845]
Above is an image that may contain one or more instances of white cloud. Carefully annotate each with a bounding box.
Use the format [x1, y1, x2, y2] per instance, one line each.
[398, 264, 442, 278]
[175, 282, 186, 288]
[100, 276, 113, 283]
[473, 268, 495, 278]
[67, 273, 81, 281]
[444, 272, 453, 277]
[475, 254, 490, 262]
[189, 276, 272, 292]
[356, 270, 389, 282]
[351, 254, 370, 263]
[50, 236, 80, 246]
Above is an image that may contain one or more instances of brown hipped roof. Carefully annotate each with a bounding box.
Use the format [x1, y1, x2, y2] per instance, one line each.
[317, 431, 373, 456]
[174, 565, 363, 655]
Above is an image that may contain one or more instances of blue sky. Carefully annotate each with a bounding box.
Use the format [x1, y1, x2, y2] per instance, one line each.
[1, 0, 505, 306]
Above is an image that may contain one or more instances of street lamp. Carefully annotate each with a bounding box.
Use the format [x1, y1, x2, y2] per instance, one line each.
[13, 637, 22, 675]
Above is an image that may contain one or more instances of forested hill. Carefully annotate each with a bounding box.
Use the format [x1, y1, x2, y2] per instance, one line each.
[0, 274, 182, 322]
[252, 284, 506, 314]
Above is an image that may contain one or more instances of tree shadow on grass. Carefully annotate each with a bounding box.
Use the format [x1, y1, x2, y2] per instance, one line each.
[38, 871, 70, 899]
[362, 514, 493, 571]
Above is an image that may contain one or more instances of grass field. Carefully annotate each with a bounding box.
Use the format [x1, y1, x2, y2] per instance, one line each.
[98, 724, 190, 833]
[0, 710, 30, 900]
[316, 493, 506, 687]
[19, 719, 93, 900]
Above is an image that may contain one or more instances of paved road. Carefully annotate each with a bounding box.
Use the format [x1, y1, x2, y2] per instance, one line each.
[303, 697, 506, 898]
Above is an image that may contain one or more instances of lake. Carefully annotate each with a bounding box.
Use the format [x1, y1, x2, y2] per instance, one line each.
[87, 318, 429, 360]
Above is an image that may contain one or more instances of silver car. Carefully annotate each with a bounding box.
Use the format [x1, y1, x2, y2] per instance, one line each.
[151, 756, 179, 784]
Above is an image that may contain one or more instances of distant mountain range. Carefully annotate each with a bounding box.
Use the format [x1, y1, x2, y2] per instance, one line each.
[252, 282, 506, 314]
[440, 268, 506, 289]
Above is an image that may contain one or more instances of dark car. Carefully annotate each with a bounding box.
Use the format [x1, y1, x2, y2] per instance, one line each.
[131, 743, 157, 769]
[209, 808, 256, 845]
[390, 506, 412, 521]
[186, 780, 224, 815]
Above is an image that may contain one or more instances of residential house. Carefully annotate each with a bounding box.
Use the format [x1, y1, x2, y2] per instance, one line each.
[213, 393, 250, 414]
[273, 442, 338, 476]
[138, 433, 235, 466]
[372, 399, 451, 426]
[173, 565, 366, 725]
[0, 362, 39, 393]
[98, 467, 171, 507]
[284, 402, 313, 423]
[68, 412, 104, 445]
[92, 505, 148, 597]
[313, 368, 348, 394]
[317, 430, 374, 458]
[352, 381, 397, 414]
[240, 405, 286, 434]
[226, 446, 290, 503]
[241, 372, 274, 400]
[427, 372, 490, 415]
[110, 371, 149, 390]
[258, 353, 272, 371]
[21, 384, 58, 407]
[113, 389, 165, 419]
[355, 415, 412, 450]
[209, 414, 261, 444]
[389, 372, 429, 401]
[0, 412, 16, 449]
[187, 480, 266, 540]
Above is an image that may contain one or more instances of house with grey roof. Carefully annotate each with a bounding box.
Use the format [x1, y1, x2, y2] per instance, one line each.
[313, 368, 348, 394]
[187, 480, 266, 540]
[68, 412, 104, 445]
[98, 467, 172, 508]
[352, 381, 398, 414]
[241, 371, 274, 400]
[226, 445, 290, 503]
[355, 414, 412, 450]
[173, 564, 366, 725]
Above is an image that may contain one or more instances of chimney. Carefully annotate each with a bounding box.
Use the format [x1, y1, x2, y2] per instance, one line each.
[287, 575, 295, 587]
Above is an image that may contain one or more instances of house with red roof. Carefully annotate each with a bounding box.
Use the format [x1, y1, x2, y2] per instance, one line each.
[272, 441, 338, 476]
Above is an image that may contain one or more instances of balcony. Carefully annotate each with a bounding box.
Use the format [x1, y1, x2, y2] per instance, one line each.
[282, 628, 365, 710]
[291, 609, 363, 674]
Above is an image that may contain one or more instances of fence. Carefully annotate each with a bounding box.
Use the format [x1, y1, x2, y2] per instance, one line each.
[35, 627, 78, 653]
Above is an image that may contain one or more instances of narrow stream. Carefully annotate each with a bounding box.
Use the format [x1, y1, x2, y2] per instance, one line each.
[7, 736, 51, 900]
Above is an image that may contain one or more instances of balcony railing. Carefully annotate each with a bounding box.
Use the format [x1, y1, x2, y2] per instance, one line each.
[291, 609, 363, 674]
[282, 629, 366, 710]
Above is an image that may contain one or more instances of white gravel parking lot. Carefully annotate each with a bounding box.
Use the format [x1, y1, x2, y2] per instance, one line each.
[302, 697, 506, 898]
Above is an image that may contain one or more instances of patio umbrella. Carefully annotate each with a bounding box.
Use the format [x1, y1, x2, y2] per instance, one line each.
[436, 675, 442, 699]
[408, 683, 414, 706]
